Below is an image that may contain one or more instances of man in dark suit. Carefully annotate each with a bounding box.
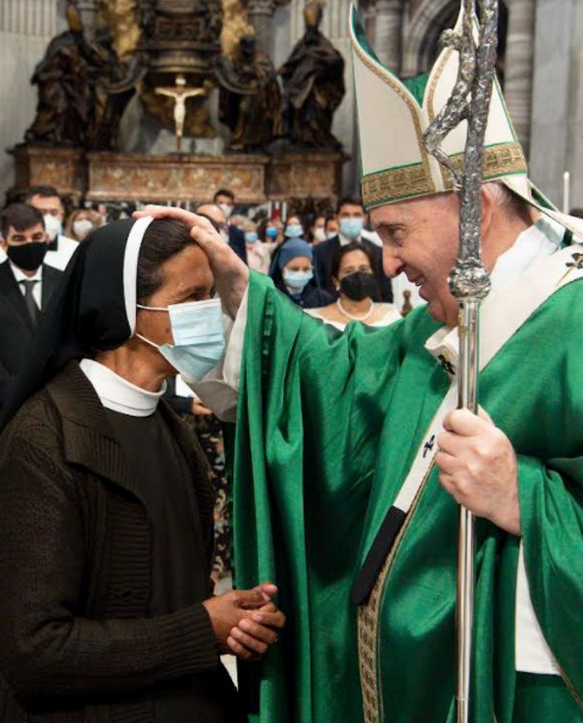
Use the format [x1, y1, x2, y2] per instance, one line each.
[313, 196, 393, 301]
[213, 188, 247, 264]
[0, 203, 62, 407]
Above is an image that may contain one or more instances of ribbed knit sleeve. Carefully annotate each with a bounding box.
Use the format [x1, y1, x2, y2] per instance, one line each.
[0, 436, 220, 699]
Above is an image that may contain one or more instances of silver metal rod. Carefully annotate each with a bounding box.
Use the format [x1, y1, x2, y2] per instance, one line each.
[455, 300, 480, 723]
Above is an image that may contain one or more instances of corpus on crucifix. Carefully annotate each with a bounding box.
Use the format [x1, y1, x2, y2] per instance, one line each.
[155, 74, 208, 152]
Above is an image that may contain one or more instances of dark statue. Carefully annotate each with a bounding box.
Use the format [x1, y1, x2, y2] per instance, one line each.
[25, 2, 130, 151]
[278, 1, 345, 150]
[217, 35, 282, 151]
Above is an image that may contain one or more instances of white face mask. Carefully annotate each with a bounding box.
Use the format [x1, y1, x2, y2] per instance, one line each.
[137, 298, 226, 383]
[314, 228, 327, 242]
[218, 203, 233, 220]
[43, 214, 63, 241]
[72, 218, 94, 240]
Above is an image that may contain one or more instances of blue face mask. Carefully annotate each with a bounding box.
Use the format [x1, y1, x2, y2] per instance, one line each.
[137, 298, 225, 383]
[266, 227, 278, 239]
[340, 217, 364, 240]
[283, 268, 313, 293]
[285, 223, 303, 238]
[245, 231, 259, 244]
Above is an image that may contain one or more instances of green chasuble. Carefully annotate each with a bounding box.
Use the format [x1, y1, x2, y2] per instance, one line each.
[231, 268, 583, 723]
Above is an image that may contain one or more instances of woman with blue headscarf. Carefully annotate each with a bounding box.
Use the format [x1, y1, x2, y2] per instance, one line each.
[270, 237, 334, 309]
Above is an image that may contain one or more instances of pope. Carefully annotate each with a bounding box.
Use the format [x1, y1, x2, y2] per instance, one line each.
[136, 5, 583, 722]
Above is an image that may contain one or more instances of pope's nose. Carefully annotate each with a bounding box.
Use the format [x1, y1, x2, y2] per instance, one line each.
[382, 246, 405, 278]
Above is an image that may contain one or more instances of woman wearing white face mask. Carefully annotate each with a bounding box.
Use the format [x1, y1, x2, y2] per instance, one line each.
[270, 238, 334, 309]
[309, 214, 327, 245]
[282, 214, 305, 240]
[65, 209, 97, 243]
[242, 220, 277, 275]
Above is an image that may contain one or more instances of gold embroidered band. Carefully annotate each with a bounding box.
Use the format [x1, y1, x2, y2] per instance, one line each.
[362, 142, 528, 209]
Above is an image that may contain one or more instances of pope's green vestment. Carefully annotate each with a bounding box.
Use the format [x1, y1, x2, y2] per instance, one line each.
[230, 269, 583, 723]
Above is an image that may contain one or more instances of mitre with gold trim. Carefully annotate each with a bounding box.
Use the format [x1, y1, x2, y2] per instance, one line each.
[349, 4, 583, 238]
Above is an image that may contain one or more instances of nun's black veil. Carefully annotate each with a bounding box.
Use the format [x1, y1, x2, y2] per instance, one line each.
[0, 217, 152, 432]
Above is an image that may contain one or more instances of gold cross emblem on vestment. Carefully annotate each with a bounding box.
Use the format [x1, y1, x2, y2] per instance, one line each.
[556, 251, 583, 287]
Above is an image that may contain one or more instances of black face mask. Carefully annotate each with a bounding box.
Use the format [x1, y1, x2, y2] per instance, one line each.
[6, 242, 48, 271]
[339, 272, 377, 301]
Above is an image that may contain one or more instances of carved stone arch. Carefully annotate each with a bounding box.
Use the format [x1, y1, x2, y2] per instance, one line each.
[401, 0, 458, 77]
[401, 0, 508, 79]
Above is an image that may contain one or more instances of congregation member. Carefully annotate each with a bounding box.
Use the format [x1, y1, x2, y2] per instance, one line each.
[0, 204, 62, 408]
[65, 207, 98, 242]
[213, 188, 247, 264]
[25, 185, 78, 270]
[271, 237, 333, 309]
[308, 213, 327, 245]
[0, 216, 285, 723]
[197, 201, 247, 265]
[308, 242, 401, 330]
[282, 213, 305, 240]
[324, 213, 339, 239]
[242, 220, 273, 275]
[258, 217, 284, 245]
[268, 213, 307, 276]
[136, 5, 583, 718]
[314, 195, 393, 301]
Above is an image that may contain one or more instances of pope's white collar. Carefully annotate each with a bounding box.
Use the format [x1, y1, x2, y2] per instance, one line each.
[80, 358, 166, 417]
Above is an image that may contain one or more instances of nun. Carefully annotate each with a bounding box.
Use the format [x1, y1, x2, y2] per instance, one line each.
[0, 217, 285, 723]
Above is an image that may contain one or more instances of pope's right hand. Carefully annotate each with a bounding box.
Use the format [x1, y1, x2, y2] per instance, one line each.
[133, 206, 249, 318]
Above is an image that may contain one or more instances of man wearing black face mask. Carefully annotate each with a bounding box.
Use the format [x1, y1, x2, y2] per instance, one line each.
[0, 203, 63, 407]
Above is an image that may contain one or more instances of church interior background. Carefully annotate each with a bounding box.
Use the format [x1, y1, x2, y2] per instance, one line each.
[0, 0, 581, 215]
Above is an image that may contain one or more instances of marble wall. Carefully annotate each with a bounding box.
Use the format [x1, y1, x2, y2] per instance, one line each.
[529, 0, 583, 209]
[0, 0, 67, 205]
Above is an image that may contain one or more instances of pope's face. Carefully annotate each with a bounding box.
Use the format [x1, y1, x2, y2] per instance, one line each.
[371, 193, 461, 327]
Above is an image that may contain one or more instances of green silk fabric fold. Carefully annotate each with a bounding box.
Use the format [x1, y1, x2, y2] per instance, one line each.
[232, 271, 583, 723]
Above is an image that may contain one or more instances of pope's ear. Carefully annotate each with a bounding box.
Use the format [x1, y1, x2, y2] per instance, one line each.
[480, 185, 496, 237]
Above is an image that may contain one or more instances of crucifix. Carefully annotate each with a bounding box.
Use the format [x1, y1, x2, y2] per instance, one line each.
[155, 74, 208, 153]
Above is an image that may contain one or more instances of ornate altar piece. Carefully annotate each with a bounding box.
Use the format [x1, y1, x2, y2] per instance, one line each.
[9, 146, 86, 204]
[9, 145, 345, 205]
[9, 0, 348, 205]
[86, 152, 269, 203]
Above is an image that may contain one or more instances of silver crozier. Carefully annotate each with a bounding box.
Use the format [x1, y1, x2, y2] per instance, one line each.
[422, 1, 498, 722]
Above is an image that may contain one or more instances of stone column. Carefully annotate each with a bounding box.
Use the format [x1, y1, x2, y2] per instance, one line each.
[246, 0, 275, 56]
[374, 0, 404, 73]
[77, 0, 99, 41]
[503, 0, 536, 158]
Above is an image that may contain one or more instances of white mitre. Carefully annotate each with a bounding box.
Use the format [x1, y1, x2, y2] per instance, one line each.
[349, 3, 583, 240]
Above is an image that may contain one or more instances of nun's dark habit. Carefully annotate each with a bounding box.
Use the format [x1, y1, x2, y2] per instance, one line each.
[0, 218, 244, 723]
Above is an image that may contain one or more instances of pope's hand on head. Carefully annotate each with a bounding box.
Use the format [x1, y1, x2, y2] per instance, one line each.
[133, 206, 250, 318]
[435, 406, 521, 536]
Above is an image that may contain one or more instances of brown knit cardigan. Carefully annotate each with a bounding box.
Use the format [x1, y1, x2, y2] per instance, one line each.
[0, 362, 223, 723]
